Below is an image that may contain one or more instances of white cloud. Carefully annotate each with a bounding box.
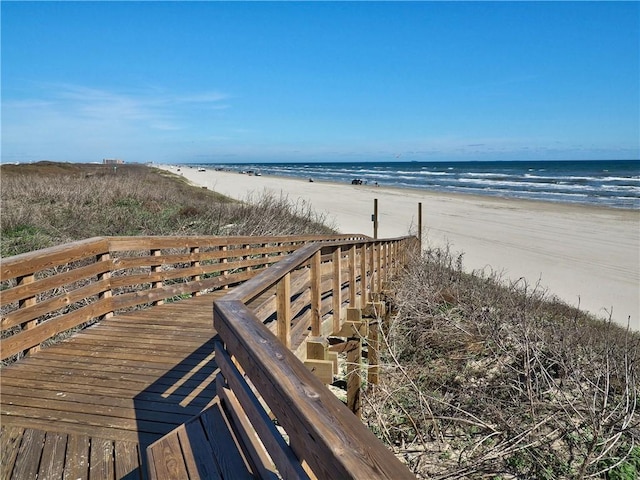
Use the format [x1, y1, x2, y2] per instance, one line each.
[1, 83, 231, 162]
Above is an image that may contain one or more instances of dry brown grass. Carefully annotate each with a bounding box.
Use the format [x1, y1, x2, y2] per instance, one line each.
[365, 247, 639, 479]
[0, 162, 336, 256]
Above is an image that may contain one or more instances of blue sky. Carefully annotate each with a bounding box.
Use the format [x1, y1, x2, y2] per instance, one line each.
[2, 1, 638, 164]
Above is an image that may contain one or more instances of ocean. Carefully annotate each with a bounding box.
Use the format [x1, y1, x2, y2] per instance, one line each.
[187, 160, 640, 210]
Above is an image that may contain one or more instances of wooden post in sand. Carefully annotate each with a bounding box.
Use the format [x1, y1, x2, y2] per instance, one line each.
[418, 202, 423, 251]
[373, 198, 378, 239]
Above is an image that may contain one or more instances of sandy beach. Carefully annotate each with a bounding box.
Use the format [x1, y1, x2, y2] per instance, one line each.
[160, 165, 640, 330]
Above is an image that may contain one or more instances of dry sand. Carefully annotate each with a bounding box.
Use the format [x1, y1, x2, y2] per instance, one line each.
[160, 165, 640, 330]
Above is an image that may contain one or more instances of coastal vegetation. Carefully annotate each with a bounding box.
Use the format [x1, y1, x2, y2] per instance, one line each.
[1, 162, 637, 479]
[0, 162, 334, 257]
[369, 248, 639, 479]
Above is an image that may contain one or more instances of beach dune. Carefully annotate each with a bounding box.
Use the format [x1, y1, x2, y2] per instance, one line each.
[162, 166, 639, 330]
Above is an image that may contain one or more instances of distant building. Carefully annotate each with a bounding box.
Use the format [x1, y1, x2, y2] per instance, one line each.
[103, 158, 124, 165]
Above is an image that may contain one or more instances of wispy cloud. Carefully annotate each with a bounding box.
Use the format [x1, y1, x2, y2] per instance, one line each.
[40, 83, 229, 126]
[174, 92, 229, 104]
[2, 83, 231, 161]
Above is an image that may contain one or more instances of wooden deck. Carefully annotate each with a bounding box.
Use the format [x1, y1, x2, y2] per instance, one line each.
[1, 292, 228, 480]
[1, 235, 418, 480]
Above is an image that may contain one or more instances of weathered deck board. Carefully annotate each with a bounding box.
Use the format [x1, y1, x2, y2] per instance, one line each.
[147, 399, 255, 480]
[0, 293, 228, 480]
[0, 426, 143, 480]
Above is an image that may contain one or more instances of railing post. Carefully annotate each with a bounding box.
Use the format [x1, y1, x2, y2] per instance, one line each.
[390, 242, 394, 276]
[310, 250, 321, 336]
[359, 244, 368, 304]
[190, 246, 201, 297]
[17, 273, 39, 357]
[380, 243, 387, 285]
[376, 241, 383, 295]
[369, 242, 376, 299]
[276, 272, 291, 349]
[151, 249, 163, 306]
[262, 242, 270, 268]
[332, 247, 342, 334]
[372, 198, 378, 239]
[304, 247, 342, 385]
[418, 202, 423, 252]
[346, 339, 362, 418]
[348, 245, 357, 307]
[221, 245, 229, 289]
[97, 252, 114, 318]
[244, 244, 252, 272]
[367, 319, 380, 385]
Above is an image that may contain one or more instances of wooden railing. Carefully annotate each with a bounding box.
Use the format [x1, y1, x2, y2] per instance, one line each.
[0, 233, 419, 478]
[213, 236, 418, 478]
[0, 234, 367, 361]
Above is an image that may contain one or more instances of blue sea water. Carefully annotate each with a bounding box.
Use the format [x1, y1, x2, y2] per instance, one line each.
[188, 160, 640, 210]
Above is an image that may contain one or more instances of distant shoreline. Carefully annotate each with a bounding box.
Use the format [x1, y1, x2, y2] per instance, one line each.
[172, 159, 640, 211]
[166, 163, 637, 214]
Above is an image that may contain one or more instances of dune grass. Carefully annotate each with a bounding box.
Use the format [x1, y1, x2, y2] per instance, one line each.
[366, 247, 639, 479]
[0, 162, 335, 256]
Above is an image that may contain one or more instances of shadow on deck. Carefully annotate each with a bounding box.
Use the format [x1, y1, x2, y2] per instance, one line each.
[0, 294, 226, 479]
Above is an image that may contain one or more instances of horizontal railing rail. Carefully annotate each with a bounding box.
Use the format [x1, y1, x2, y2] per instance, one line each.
[0, 234, 369, 361]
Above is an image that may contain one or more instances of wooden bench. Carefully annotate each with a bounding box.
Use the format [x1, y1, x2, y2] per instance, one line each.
[147, 338, 311, 480]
